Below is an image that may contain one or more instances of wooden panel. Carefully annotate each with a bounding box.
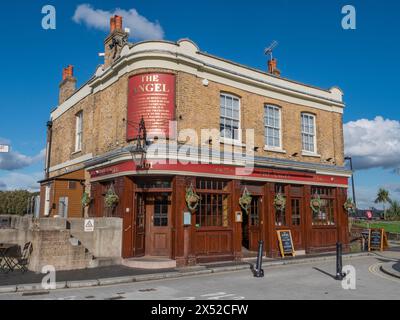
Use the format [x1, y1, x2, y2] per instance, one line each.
[309, 228, 337, 252]
[249, 229, 261, 251]
[195, 233, 207, 255]
[194, 230, 233, 256]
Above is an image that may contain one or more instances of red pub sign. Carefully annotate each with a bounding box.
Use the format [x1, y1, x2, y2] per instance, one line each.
[127, 73, 175, 140]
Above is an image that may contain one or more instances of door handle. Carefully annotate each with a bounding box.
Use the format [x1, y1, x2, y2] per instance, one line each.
[124, 225, 132, 232]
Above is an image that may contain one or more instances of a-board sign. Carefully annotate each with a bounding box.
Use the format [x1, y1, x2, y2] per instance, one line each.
[368, 228, 388, 251]
[277, 230, 295, 258]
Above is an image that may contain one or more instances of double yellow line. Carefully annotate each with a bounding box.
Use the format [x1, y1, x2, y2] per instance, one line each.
[368, 263, 400, 284]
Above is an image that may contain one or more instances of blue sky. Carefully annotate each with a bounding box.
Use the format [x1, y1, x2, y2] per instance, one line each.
[0, 0, 399, 208]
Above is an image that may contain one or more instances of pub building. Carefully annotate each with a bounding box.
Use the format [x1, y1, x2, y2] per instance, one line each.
[39, 15, 351, 266]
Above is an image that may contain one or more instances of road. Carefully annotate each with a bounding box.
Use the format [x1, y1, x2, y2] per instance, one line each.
[0, 254, 399, 300]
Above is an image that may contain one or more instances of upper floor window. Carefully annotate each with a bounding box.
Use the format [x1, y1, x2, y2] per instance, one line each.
[220, 93, 240, 141]
[75, 111, 83, 152]
[264, 105, 281, 148]
[301, 113, 316, 153]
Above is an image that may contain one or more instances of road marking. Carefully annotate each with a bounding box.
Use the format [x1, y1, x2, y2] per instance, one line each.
[176, 292, 245, 300]
[368, 263, 400, 284]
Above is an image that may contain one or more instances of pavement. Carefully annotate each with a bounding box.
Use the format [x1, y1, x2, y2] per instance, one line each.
[0, 251, 376, 294]
[1, 252, 399, 300]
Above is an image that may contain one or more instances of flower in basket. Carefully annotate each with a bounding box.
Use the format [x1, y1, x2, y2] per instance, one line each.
[310, 193, 322, 213]
[81, 192, 92, 208]
[239, 187, 252, 211]
[104, 188, 119, 209]
[344, 198, 356, 213]
[274, 193, 286, 211]
[186, 183, 200, 211]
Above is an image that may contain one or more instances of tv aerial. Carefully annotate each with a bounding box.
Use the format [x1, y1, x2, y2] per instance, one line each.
[264, 40, 278, 60]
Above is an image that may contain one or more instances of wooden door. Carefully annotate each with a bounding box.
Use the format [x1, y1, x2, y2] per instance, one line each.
[248, 197, 262, 251]
[145, 194, 171, 257]
[289, 198, 305, 249]
[122, 205, 134, 258]
[134, 193, 146, 257]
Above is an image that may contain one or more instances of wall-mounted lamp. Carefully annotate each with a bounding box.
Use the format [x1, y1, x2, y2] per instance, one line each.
[326, 158, 333, 162]
[291, 152, 298, 157]
[253, 147, 260, 152]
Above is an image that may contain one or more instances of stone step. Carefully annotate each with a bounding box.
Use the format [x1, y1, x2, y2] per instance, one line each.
[122, 257, 177, 269]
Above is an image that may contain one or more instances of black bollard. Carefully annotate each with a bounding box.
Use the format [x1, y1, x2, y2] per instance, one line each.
[254, 240, 264, 278]
[335, 242, 346, 280]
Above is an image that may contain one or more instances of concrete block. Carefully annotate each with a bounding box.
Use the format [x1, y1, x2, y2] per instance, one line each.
[66, 279, 99, 288]
[98, 276, 135, 286]
[0, 285, 17, 293]
[16, 283, 45, 292]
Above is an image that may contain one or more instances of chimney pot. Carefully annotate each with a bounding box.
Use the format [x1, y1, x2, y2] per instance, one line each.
[62, 65, 74, 81]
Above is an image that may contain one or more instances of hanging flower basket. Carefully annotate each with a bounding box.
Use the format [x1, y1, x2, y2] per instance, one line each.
[104, 187, 119, 209]
[274, 193, 286, 211]
[81, 192, 92, 208]
[239, 187, 252, 211]
[344, 198, 356, 213]
[310, 194, 322, 213]
[186, 183, 200, 212]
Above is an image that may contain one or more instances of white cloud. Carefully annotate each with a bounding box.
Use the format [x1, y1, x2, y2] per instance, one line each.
[0, 172, 43, 192]
[0, 147, 45, 171]
[344, 116, 400, 171]
[72, 4, 164, 40]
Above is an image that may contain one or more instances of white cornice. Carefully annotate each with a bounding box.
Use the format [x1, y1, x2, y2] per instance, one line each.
[51, 39, 345, 121]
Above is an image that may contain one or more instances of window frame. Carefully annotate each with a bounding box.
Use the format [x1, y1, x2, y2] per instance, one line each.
[74, 111, 83, 153]
[301, 113, 317, 154]
[264, 104, 283, 150]
[219, 93, 242, 144]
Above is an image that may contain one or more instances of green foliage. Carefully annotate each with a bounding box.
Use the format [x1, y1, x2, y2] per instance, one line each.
[387, 200, 400, 221]
[0, 190, 39, 215]
[375, 188, 391, 220]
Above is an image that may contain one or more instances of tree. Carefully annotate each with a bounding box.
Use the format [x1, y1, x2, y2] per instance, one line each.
[0, 190, 39, 215]
[387, 200, 400, 221]
[374, 188, 391, 220]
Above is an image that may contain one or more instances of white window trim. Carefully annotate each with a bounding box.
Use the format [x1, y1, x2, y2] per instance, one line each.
[301, 113, 318, 155]
[264, 104, 283, 150]
[75, 111, 83, 153]
[219, 93, 242, 144]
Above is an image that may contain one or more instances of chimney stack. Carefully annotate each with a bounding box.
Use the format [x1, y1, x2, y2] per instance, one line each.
[104, 15, 129, 68]
[59, 65, 77, 105]
[268, 58, 281, 76]
[115, 15, 123, 31]
[110, 16, 116, 33]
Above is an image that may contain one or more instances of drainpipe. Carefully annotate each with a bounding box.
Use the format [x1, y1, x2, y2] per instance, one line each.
[45, 120, 53, 180]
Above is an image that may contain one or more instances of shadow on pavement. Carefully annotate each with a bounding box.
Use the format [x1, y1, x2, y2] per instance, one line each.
[312, 267, 336, 280]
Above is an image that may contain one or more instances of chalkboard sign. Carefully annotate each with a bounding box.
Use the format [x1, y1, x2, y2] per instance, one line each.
[368, 228, 386, 251]
[277, 230, 295, 258]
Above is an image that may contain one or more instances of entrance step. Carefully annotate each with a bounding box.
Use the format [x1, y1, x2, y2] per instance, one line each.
[295, 250, 306, 256]
[89, 257, 122, 268]
[122, 256, 177, 269]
